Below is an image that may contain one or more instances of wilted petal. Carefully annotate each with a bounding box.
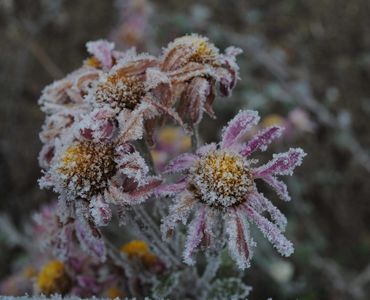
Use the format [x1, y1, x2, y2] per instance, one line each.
[75, 217, 106, 261]
[89, 195, 112, 227]
[86, 40, 114, 70]
[221, 110, 260, 149]
[161, 191, 196, 239]
[254, 148, 306, 177]
[126, 176, 162, 204]
[163, 153, 199, 174]
[183, 208, 207, 265]
[249, 192, 287, 231]
[226, 209, 255, 270]
[244, 206, 294, 257]
[240, 126, 283, 157]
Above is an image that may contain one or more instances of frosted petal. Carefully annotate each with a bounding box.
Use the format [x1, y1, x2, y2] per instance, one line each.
[163, 153, 199, 174]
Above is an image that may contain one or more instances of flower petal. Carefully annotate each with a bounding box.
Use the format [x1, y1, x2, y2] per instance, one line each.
[89, 195, 112, 227]
[225, 209, 255, 270]
[86, 40, 114, 70]
[254, 148, 306, 177]
[221, 110, 260, 149]
[155, 180, 188, 197]
[260, 175, 291, 201]
[244, 206, 294, 257]
[161, 191, 196, 239]
[240, 126, 283, 157]
[183, 207, 207, 265]
[163, 153, 199, 174]
[249, 192, 287, 231]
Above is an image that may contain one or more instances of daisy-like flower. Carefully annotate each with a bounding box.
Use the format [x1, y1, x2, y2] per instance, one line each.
[39, 106, 161, 229]
[160, 34, 242, 125]
[157, 110, 306, 269]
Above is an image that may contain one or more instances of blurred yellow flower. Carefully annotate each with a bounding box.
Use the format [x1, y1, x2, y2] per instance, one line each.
[120, 240, 157, 266]
[36, 260, 70, 295]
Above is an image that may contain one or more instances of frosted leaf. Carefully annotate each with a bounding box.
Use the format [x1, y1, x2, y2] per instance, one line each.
[225, 209, 255, 270]
[75, 217, 106, 261]
[163, 153, 199, 174]
[221, 110, 260, 149]
[255, 148, 306, 177]
[183, 207, 207, 265]
[115, 151, 150, 186]
[89, 195, 112, 226]
[249, 192, 287, 231]
[261, 175, 291, 201]
[245, 206, 294, 257]
[207, 277, 252, 300]
[160, 191, 196, 239]
[240, 126, 283, 157]
[86, 39, 114, 70]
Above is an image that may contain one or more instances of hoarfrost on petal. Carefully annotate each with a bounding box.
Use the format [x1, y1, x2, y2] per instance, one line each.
[245, 206, 294, 257]
[86, 39, 114, 69]
[240, 126, 283, 157]
[221, 110, 260, 149]
[260, 175, 291, 201]
[255, 148, 306, 177]
[163, 153, 199, 174]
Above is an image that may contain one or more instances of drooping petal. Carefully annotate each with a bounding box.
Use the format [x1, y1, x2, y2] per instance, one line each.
[260, 175, 291, 201]
[244, 206, 294, 257]
[225, 209, 255, 270]
[254, 148, 306, 177]
[163, 153, 199, 174]
[126, 176, 162, 204]
[89, 195, 112, 227]
[249, 192, 287, 231]
[75, 217, 106, 261]
[220, 110, 260, 149]
[160, 191, 197, 239]
[183, 207, 207, 265]
[240, 126, 283, 157]
[86, 40, 114, 70]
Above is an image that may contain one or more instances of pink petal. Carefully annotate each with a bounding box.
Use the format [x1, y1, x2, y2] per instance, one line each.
[196, 143, 217, 156]
[244, 206, 294, 257]
[75, 218, 106, 261]
[226, 209, 255, 270]
[260, 175, 291, 201]
[163, 153, 199, 174]
[128, 177, 162, 203]
[86, 40, 114, 69]
[249, 192, 287, 231]
[240, 126, 283, 157]
[183, 208, 207, 265]
[221, 110, 260, 149]
[89, 195, 112, 227]
[155, 180, 188, 197]
[254, 148, 306, 177]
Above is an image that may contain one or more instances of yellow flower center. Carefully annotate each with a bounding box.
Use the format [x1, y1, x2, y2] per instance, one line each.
[36, 260, 70, 295]
[190, 151, 254, 208]
[120, 240, 157, 266]
[95, 73, 146, 110]
[58, 141, 116, 198]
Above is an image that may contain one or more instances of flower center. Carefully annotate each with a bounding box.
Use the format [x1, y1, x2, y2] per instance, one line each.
[190, 151, 254, 208]
[57, 141, 116, 198]
[95, 74, 146, 110]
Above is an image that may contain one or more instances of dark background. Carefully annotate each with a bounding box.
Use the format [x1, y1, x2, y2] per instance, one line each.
[1, 0, 370, 299]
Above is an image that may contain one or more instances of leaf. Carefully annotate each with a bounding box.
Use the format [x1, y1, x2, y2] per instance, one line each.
[206, 278, 252, 300]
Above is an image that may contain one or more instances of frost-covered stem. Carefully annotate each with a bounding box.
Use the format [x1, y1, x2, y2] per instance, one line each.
[131, 207, 182, 267]
[140, 137, 156, 174]
[200, 252, 221, 285]
[191, 124, 200, 152]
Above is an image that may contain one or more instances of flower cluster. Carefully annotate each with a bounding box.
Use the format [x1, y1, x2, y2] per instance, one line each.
[31, 33, 306, 298]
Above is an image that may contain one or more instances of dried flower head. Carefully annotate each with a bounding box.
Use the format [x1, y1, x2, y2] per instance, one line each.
[157, 110, 306, 269]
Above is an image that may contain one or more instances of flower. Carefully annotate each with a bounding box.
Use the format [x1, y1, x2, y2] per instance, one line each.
[160, 34, 242, 125]
[39, 108, 161, 229]
[157, 110, 306, 269]
[120, 240, 157, 266]
[36, 260, 71, 295]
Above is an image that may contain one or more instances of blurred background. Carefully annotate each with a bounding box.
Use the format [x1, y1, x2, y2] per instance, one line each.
[0, 0, 370, 299]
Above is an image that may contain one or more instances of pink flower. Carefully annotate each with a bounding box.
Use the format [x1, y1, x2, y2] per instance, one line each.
[39, 108, 161, 229]
[157, 110, 306, 269]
